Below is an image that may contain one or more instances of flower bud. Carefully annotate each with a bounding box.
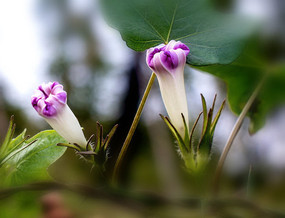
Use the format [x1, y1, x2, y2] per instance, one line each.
[31, 82, 87, 147]
[146, 40, 190, 136]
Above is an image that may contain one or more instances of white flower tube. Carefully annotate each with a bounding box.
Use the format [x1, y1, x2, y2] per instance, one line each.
[31, 82, 87, 147]
[146, 40, 190, 137]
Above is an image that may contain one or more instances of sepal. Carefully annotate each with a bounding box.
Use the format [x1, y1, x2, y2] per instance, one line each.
[198, 94, 225, 155]
[160, 114, 188, 156]
[161, 94, 225, 173]
[58, 122, 118, 170]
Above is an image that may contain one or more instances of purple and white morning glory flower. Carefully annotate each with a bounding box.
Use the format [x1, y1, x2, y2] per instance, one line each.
[31, 82, 87, 147]
[146, 40, 190, 136]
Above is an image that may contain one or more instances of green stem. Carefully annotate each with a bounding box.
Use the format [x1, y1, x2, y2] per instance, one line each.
[112, 72, 156, 183]
[213, 77, 265, 194]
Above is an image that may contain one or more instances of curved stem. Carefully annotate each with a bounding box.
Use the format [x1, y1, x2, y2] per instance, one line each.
[112, 73, 156, 183]
[213, 77, 266, 194]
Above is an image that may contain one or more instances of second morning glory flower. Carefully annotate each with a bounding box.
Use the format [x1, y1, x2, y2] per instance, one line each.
[31, 82, 87, 148]
[146, 40, 190, 137]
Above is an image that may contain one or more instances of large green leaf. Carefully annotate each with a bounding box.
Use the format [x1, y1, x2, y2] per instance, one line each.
[196, 44, 285, 133]
[101, 0, 251, 65]
[0, 130, 67, 187]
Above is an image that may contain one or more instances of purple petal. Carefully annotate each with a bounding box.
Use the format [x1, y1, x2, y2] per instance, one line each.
[38, 85, 48, 98]
[31, 81, 67, 118]
[147, 47, 163, 68]
[31, 97, 39, 107]
[56, 92, 67, 103]
[160, 51, 178, 70]
[146, 40, 189, 76]
[164, 40, 177, 50]
[51, 83, 63, 94]
[42, 102, 57, 117]
[173, 42, 190, 56]
[146, 44, 166, 68]
[51, 81, 59, 89]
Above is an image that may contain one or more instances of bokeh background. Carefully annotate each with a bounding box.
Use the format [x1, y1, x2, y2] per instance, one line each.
[0, 0, 285, 217]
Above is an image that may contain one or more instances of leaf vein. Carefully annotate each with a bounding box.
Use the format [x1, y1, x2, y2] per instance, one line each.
[175, 28, 221, 41]
[133, 7, 166, 43]
[166, 4, 177, 43]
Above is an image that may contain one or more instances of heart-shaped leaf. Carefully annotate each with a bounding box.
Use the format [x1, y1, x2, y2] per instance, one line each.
[101, 0, 252, 65]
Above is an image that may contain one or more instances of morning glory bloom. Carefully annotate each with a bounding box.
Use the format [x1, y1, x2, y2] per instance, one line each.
[146, 40, 190, 137]
[31, 82, 87, 147]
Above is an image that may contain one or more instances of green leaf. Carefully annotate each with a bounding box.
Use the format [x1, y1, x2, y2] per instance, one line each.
[100, 0, 252, 65]
[0, 140, 34, 168]
[196, 43, 285, 133]
[0, 130, 67, 187]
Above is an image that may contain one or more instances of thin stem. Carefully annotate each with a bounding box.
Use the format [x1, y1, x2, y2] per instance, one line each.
[213, 77, 266, 194]
[112, 72, 156, 183]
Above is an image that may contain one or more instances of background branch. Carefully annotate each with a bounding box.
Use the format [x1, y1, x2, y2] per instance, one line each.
[0, 181, 283, 217]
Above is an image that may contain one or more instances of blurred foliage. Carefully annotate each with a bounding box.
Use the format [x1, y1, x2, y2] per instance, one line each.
[0, 193, 41, 218]
[197, 39, 285, 133]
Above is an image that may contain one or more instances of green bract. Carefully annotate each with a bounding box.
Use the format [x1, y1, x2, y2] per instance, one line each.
[0, 118, 67, 187]
[160, 95, 225, 173]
